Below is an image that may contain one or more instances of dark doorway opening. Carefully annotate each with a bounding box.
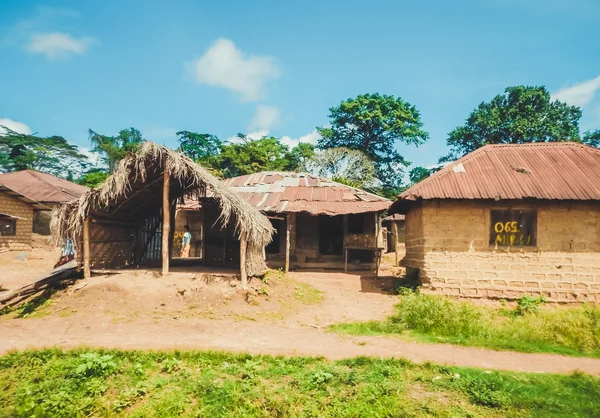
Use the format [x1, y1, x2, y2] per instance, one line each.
[266, 218, 283, 254]
[319, 215, 344, 255]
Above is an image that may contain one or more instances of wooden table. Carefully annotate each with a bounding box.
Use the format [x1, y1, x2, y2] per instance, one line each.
[344, 246, 384, 278]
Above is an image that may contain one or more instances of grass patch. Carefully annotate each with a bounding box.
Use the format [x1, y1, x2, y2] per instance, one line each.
[1, 349, 599, 417]
[331, 289, 600, 357]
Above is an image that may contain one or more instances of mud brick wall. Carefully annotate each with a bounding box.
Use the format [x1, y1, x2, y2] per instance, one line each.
[0, 192, 33, 251]
[402, 200, 600, 302]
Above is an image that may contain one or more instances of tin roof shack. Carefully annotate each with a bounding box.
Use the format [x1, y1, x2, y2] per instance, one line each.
[389, 142, 600, 302]
[0, 184, 49, 251]
[0, 170, 88, 235]
[222, 172, 391, 273]
[52, 142, 273, 286]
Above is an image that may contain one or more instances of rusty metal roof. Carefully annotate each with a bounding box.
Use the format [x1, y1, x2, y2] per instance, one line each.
[0, 184, 51, 211]
[398, 142, 600, 202]
[222, 171, 391, 215]
[0, 170, 89, 203]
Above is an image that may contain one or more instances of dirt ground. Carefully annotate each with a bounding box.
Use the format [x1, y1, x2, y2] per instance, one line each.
[2, 245, 600, 376]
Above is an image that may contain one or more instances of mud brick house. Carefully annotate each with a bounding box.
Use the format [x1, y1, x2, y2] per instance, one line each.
[0, 184, 49, 250]
[0, 170, 88, 234]
[388, 142, 600, 302]
[220, 172, 391, 272]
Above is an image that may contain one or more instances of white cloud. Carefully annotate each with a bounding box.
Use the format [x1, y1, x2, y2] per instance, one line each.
[552, 75, 600, 108]
[248, 105, 281, 131]
[280, 130, 320, 149]
[190, 38, 281, 102]
[0, 118, 32, 135]
[26, 32, 95, 60]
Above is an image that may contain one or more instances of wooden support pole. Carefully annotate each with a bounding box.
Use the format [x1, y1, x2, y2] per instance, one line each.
[393, 222, 399, 267]
[240, 230, 248, 290]
[83, 218, 90, 279]
[285, 214, 290, 273]
[161, 168, 170, 276]
[344, 248, 348, 273]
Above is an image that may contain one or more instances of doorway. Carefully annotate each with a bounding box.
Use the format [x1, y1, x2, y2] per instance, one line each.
[318, 215, 344, 255]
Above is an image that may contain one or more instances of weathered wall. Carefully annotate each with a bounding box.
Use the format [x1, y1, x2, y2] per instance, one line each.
[0, 192, 33, 251]
[402, 200, 600, 302]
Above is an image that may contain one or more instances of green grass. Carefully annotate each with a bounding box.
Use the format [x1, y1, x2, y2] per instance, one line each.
[1, 349, 599, 417]
[331, 290, 600, 358]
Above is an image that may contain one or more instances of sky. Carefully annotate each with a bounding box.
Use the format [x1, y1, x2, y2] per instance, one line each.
[1, 0, 600, 170]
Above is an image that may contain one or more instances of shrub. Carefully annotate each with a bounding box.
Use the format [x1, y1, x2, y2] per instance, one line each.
[515, 296, 545, 316]
[392, 290, 491, 339]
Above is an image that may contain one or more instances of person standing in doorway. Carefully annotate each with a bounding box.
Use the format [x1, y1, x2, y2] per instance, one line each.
[180, 225, 192, 258]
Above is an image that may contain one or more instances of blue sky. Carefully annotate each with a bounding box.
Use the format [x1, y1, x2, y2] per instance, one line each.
[1, 0, 599, 170]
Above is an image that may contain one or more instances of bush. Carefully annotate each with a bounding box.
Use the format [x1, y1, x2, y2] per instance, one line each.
[515, 296, 545, 316]
[392, 289, 491, 339]
[332, 290, 600, 357]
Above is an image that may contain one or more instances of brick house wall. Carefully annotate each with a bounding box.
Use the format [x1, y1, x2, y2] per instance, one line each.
[0, 192, 33, 251]
[402, 199, 600, 302]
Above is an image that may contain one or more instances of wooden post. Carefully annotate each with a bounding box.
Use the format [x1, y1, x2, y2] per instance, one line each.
[285, 214, 290, 273]
[83, 218, 90, 279]
[393, 222, 399, 267]
[161, 168, 170, 276]
[344, 248, 348, 273]
[240, 230, 248, 289]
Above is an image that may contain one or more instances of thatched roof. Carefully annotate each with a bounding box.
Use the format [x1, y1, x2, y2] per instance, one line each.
[51, 142, 273, 253]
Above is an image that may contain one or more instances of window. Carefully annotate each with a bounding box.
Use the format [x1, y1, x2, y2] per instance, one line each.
[347, 214, 365, 234]
[0, 218, 16, 236]
[489, 209, 536, 247]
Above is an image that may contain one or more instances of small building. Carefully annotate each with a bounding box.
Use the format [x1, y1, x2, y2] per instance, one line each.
[52, 142, 273, 283]
[389, 142, 600, 302]
[0, 170, 88, 234]
[220, 172, 391, 272]
[0, 184, 49, 251]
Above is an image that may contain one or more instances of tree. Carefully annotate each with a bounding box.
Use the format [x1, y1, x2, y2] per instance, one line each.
[89, 127, 145, 172]
[305, 147, 377, 189]
[286, 142, 315, 171]
[0, 126, 88, 177]
[408, 166, 431, 184]
[582, 129, 600, 148]
[77, 169, 110, 188]
[443, 86, 582, 162]
[176, 131, 222, 162]
[218, 134, 292, 178]
[317, 93, 428, 192]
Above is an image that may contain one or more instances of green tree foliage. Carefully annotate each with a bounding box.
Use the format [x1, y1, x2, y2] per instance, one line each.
[305, 147, 376, 189]
[77, 169, 110, 188]
[408, 166, 431, 185]
[89, 127, 145, 172]
[317, 93, 429, 192]
[582, 129, 600, 148]
[286, 142, 315, 171]
[218, 134, 294, 177]
[176, 131, 222, 162]
[443, 86, 582, 162]
[0, 126, 88, 177]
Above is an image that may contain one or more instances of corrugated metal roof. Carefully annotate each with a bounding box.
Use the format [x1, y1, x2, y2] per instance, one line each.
[0, 184, 51, 211]
[0, 170, 89, 203]
[222, 171, 391, 215]
[398, 142, 600, 202]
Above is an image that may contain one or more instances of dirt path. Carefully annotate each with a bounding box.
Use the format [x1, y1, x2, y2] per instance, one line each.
[2, 268, 600, 375]
[3, 316, 600, 375]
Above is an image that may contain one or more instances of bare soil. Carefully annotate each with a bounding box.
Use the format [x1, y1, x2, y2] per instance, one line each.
[2, 250, 600, 376]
